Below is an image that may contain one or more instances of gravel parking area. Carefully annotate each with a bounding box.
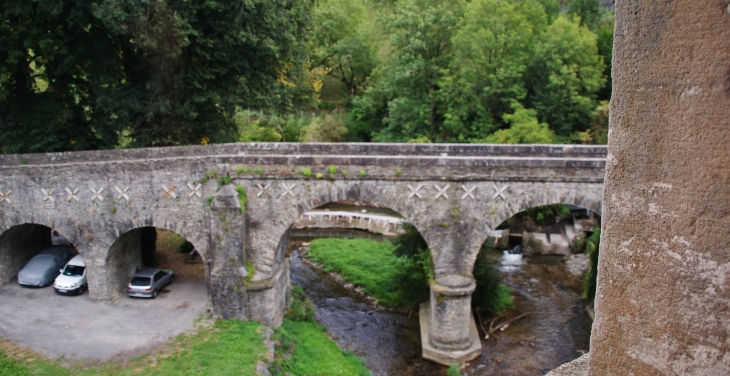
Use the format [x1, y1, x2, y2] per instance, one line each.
[0, 278, 208, 361]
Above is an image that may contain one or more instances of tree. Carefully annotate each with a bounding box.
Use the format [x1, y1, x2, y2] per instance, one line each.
[525, 16, 605, 138]
[0, 0, 314, 153]
[313, 0, 377, 97]
[0, 0, 120, 153]
[359, 0, 464, 143]
[483, 102, 556, 144]
[442, 0, 539, 141]
[566, 0, 602, 30]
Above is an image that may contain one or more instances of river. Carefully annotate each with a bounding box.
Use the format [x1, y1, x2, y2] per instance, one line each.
[288, 229, 592, 376]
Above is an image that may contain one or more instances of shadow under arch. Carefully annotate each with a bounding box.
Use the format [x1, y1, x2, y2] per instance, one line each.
[101, 225, 207, 302]
[0, 222, 80, 288]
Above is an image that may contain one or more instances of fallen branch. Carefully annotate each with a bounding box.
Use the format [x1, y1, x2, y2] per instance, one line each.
[488, 311, 532, 336]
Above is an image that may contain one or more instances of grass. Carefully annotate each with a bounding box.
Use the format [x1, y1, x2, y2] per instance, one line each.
[306, 238, 405, 307]
[274, 320, 370, 376]
[0, 320, 269, 376]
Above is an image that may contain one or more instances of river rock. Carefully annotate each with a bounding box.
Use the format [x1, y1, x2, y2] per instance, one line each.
[565, 254, 590, 277]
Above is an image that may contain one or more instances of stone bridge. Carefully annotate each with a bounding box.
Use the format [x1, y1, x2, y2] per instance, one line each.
[0, 143, 606, 364]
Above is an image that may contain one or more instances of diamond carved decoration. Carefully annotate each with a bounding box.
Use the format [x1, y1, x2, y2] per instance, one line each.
[65, 188, 79, 202]
[41, 189, 55, 202]
[407, 184, 423, 199]
[187, 183, 202, 198]
[434, 184, 450, 199]
[461, 185, 476, 201]
[0, 190, 11, 204]
[492, 184, 509, 200]
[90, 188, 105, 202]
[161, 185, 177, 199]
[115, 186, 130, 201]
[281, 183, 296, 198]
[256, 183, 272, 198]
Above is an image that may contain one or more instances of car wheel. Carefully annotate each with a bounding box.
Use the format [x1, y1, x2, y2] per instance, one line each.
[152, 289, 158, 299]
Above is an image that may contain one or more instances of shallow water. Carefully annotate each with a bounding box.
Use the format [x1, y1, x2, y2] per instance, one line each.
[288, 229, 591, 376]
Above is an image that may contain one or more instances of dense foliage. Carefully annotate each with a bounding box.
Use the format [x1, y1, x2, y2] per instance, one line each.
[0, 0, 314, 153]
[472, 248, 514, 315]
[1, 0, 614, 153]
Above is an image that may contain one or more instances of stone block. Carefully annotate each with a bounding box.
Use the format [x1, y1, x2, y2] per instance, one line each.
[419, 303, 481, 366]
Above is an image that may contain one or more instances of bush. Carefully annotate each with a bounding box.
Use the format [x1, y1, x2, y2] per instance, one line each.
[583, 227, 601, 302]
[392, 223, 434, 307]
[286, 285, 317, 322]
[302, 109, 348, 142]
[472, 249, 513, 315]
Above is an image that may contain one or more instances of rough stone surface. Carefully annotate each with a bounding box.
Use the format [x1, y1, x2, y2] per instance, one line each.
[588, 1, 730, 374]
[0, 224, 52, 285]
[565, 254, 590, 277]
[547, 353, 589, 376]
[420, 302, 481, 366]
[0, 143, 606, 361]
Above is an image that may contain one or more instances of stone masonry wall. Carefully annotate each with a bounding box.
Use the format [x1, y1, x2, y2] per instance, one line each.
[0, 143, 606, 321]
[0, 224, 52, 286]
[589, 1, 730, 374]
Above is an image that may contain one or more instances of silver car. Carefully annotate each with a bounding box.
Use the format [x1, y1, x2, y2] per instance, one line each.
[127, 268, 174, 299]
[18, 246, 71, 286]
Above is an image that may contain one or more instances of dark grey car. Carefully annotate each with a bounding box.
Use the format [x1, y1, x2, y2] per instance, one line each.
[127, 268, 174, 299]
[18, 246, 71, 286]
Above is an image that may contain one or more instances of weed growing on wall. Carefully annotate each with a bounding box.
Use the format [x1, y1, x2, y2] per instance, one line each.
[583, 227, 601, 302]
[235, 186, 247, 213]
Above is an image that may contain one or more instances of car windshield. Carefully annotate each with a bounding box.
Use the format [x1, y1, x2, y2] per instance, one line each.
[130, 276, 151, 286]
[62, 265, 84, 277]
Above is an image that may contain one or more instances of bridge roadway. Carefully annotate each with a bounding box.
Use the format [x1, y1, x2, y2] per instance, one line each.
[0, 142, 606, 365]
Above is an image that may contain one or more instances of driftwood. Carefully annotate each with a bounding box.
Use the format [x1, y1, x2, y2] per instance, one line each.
[478, 310, 532, 339]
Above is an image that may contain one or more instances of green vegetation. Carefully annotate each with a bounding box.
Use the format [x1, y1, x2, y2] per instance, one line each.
[235, 186, 247, 213]
[308, 238, 408, 306]
[0, 0, 612, 154]
[358, 170, 366, 177]
[0, 320, 269, 375]
[271, 285, 371, 376]
[0, 0, 314, 153]
[207, 195, 215, 205]
[341, 169, 348, 176]
[499, 203, 571, 229]
[301, 167, 312, 178]
[218, 176, 232, 186]
[245, 259, 256, 284]
[447, 364, 462, 376]
[391, 223, 435, 306]
[200, 171, 219, 184]
[253, 168, 264, 174]
[395, 168, 402, 175]
[327, 165, 337, 176]
[583, 228, 601, 302]
[235, 167, 248, 174]
[316, 173, 324, 179]
[472, 246, 514, 314]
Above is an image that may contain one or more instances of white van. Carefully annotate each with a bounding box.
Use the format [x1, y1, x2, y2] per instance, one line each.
[53, 255, 87, 296]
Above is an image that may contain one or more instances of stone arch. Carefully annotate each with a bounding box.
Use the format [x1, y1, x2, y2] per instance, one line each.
[0, 214, 84, 288]
[464, 192, 603, 275]
[260, 182, 436, 277]
[93, 214, 208, 302]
